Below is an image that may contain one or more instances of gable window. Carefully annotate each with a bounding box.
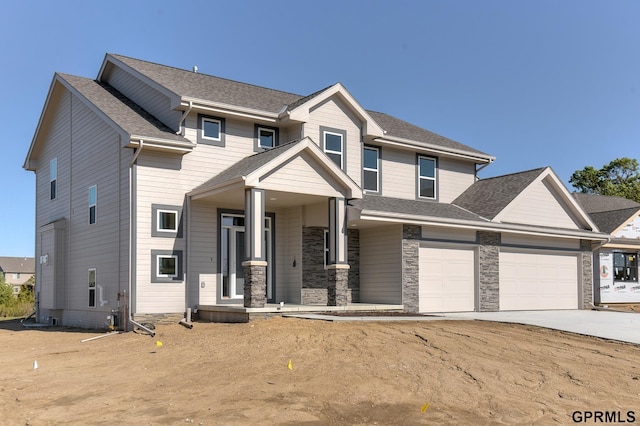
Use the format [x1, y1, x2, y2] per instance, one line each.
[50, 158, 57, 200]
[320, 126, 346, 169]
[417, 156, 437, 200]
[88, 268, 96, 308]
[88, 185, 97, 224]
[151, 204, 183, 238]
[151, 250, 183, 282]
[614, 252, 638, 282]
[363, 146, 380, 193]
[197, 114, 226, 146]
[89, 185, 98, 225]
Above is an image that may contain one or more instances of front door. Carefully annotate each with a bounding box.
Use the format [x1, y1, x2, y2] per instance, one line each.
[221, 214, 273, 301]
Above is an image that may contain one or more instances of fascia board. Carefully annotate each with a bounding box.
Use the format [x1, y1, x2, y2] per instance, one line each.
[128, 136, 195, 153]
[359, 210, 608, 240]
[189, 178, 247, 200]
[287, 84, 384, 137]
[183, 99, 279, 122]
[24, 75, 60, 170]
[374, 135, 495, 164]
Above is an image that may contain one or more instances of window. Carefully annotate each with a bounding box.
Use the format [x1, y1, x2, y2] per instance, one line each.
[363, 146, 380, 192]
[88, 269, 96, 308]
[13, 273, 20, 280]
[88, 185, 97, 224]
[613, 252, 638, 282]
[151, 250, 183, 282]
[151, 204, 182, 237]
[50, 158, 57, 200]
[321, 126, 346, 169]
[418, 156, 437, 199]
[323, 229, 330, 268]
[198, 114, 226, 146]
[255, 125, 279, 150]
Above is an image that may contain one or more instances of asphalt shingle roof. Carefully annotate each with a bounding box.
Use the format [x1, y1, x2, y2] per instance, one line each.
[108, 54, 492, 157]
[0, 257, 35, 274]
[60, 73, 190, 143]
[355, 196, 488, 222]
[572, 193, 640, 214]
[453, 168, 547, 220]
[588, 208, 640, 234]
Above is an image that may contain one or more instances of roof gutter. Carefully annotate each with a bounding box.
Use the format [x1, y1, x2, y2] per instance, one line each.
[176, 101, 193, 135]
[374, 135, 495, 164]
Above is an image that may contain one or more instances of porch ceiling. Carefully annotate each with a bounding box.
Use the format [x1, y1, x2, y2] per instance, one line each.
[192, 187, 330, 210]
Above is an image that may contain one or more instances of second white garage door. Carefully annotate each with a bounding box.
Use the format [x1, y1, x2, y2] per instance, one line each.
[419, 246, 476, 313]
[499, 251, 579, 310]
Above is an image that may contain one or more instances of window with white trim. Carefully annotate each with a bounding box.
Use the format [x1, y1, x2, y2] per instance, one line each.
[158, 209, 177, 232]
[198, 114, 226, 146]
[258, 127, 276, 149]
[13, 273, 20, 280]
[88, 185, 97, 224]
[151, 250, 183, 282]
[418, 156, 437, 199]
[157, 254, 178, 278]
[50, 158, 57, 200]
[363, 146, 380, 193]
[88, 268, 96, 308]
[323, 130, 344, 168]
[151, 204, 182, 238]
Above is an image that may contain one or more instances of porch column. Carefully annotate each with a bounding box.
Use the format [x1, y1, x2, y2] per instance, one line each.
[242, 188, 267, 308]
[327, 197, 349, 306]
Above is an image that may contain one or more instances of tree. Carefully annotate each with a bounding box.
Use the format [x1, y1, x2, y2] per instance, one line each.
[570, 157, 640, 202]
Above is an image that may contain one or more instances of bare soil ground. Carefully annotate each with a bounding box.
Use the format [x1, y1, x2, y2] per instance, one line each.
[1, 316, 639, 425]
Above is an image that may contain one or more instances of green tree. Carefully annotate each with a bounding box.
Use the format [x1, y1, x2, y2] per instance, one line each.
[0, 274, 14, 307]
[570, 157, 640, 202]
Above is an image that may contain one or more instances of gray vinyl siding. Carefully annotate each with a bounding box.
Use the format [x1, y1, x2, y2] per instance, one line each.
[189, 200, 218, 307]
[104, 65, 182, 131]
[359, 224, 403, 303]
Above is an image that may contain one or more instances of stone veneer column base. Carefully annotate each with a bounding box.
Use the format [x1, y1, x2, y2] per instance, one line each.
[402, 225, 421, 313]
[242, 261, 267, 308]
[478, 231, 500, 312]
[580, 240, 593, 309]
[327, 264, 350, 306]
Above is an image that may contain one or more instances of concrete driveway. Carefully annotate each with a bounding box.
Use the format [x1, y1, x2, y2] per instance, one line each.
[443, 310, 640, 345]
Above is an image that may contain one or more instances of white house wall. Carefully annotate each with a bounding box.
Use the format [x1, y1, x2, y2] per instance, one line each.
[359, 224, 403, 304]
[277, 206, 302, 304]
[189, 200, 218, 306]
[500, 179, 581, 229]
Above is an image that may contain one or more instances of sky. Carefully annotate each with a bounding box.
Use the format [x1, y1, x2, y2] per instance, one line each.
[1, 0, 639, 257]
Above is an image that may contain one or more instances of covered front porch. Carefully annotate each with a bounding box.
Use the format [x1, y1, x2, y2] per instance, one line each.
[187, 138, 365, 313]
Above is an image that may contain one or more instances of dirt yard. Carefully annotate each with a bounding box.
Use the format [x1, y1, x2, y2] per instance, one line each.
[1, 316, 639, 425]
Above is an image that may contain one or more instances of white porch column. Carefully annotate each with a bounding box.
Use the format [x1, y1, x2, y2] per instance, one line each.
[242, 188, 267, 308]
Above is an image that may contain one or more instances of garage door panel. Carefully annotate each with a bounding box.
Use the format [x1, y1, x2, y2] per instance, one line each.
[500, 251, 578, 310]
[419, 247, 475, 313]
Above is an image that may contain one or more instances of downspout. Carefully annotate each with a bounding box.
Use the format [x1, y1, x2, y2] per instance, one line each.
[128, 140, 144, 331]
[176, 101, 193, 135]
[474, 160, 493, 181]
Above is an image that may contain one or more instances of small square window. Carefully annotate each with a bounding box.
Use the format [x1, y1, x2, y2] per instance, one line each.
[152, 204, 182, 237]
[198, 114, 226, 146]
[158, 210, 177, 232]
[259, 128, 275, 149]
[157, 255, 177, 277]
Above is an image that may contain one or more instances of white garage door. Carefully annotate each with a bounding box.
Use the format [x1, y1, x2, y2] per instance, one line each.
[500, 251, 579, 310]
[419, 246, 475, 313]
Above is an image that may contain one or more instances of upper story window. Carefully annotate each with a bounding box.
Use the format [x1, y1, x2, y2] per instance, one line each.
[151, 204, 183, 238]
[254, 125, 279, 151]
[50, 158, 57, 200]
[88, 185, 97, 224]
[417, 156, 437, 200]
[363, 146, 380, 193]
[320, 126, 346, 169]
[198, 114, 226, 147]
[88, 268, 96, 308]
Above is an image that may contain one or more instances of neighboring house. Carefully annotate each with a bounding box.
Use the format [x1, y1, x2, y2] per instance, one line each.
[24, 53, 606, 328]
[0, 257, 35, 295]
[573, 193, 640, 304]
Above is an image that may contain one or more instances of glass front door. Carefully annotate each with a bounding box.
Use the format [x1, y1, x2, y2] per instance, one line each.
[221, 214, 272, 301]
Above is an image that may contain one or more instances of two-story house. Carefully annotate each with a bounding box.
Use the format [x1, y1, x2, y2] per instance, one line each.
[0, 256, 35, 295]
[24, 54, 606, 328]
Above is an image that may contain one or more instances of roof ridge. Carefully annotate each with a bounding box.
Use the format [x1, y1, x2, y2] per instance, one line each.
[109, 53, 306, 99]
[480, 167, 547, 181]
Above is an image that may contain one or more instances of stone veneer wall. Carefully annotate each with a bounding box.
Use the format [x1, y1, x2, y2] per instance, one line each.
[402, 225, 420, 313]
[581, 239, 593, 309]
[301, 227, 360, 304]
[478, 231, 500, 312]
